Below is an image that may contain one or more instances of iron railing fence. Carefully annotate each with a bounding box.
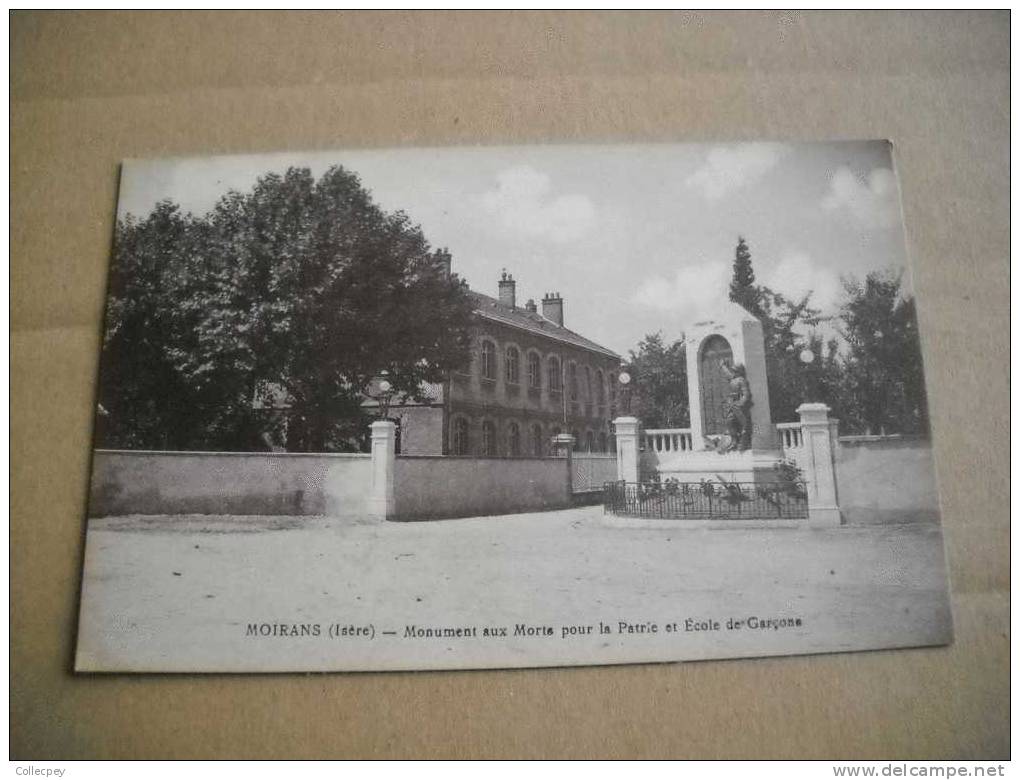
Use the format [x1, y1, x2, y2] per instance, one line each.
[604, 480, 809, 520]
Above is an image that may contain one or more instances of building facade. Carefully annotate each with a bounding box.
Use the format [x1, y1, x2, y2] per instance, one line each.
[391, 271, 622, 457]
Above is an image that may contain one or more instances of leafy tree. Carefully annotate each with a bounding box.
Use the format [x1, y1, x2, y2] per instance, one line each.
[627, 333, 689, 428]
[97, 166, 474, 452]
[98, 201, 214, 449]
[753, 286, 823, 423]
[835, 271, 928, 435]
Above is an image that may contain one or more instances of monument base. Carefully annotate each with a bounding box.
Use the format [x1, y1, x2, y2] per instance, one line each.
[653, 449, 784, 484]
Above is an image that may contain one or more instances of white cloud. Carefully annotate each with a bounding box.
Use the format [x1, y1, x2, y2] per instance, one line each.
[764, 251, 842, 313]
[480, 166, 596, 243]
[631, 259, 732, 325]
[684, 143, 788, 201]
[632, 252, 842, 341]
[821, 166, 901, 229]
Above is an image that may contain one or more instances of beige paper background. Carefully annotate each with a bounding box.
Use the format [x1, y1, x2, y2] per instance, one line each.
[10, 11, 1008, 759]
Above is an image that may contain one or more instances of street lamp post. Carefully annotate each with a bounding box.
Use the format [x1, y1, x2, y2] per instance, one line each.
[618, 366, 633, 416]
[373, 369, 394, 419]
[799, 347, 818, 402]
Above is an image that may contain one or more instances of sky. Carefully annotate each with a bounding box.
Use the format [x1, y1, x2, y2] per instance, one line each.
[118, 141, 913, 356]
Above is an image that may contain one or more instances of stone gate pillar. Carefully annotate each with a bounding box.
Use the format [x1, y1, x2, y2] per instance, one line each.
[613, 417, 640, 483]
[552, 433, 575, 495]
[796, 403, 841, 527]
[368, 420, 396, 520]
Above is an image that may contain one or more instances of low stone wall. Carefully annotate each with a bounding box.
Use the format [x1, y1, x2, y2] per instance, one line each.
[89, 450, 372, 518]
[393, 456, 570, 520]
[834, 436, 941, 524]
[92, 436, 932, 524]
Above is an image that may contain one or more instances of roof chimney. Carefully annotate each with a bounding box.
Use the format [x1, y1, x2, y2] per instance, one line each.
[524, 298, 537, 313]
[498, 269, 516, 308]
[435, 247, 452, 278]
[542, 292, 564, 326]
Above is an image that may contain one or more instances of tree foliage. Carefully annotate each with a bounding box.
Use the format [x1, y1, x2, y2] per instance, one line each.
[98, 166, 474, 452]
[626, 333, 689, 428]
[721, 238, 928, 434]
[832, 271, 928, 435]
[753, 285, 823, 424]
[729, 236, 758, 313]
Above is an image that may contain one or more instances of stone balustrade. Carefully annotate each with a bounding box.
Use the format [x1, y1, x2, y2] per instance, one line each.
[776, 422, 804, 450]
[776, 420, 839, 465]
[643, 428, 694, 453]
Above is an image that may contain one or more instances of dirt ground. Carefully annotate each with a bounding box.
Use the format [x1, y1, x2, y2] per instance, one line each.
[75, 507, 953, 672]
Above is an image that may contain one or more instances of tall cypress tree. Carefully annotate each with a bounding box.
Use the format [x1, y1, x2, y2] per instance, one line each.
[729, 236, 759, 313]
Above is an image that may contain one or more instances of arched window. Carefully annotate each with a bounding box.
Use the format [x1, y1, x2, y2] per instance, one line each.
[595, 369, 605, 403]
[608, 372, 617, 403]
[507, 422, 521, 456]
[568, 363, 578, 401]
[505, 346, 519, 385]
[527, 352, 541, 389]
[598, 432, 607, 452]
[586, 430, 595, 452]
[481, 420, 497, 456]
[481, 340, 496, 380]
[452, 418, 470, 456]
[530, 424, 544, 456]
[548, 356, 562, 392]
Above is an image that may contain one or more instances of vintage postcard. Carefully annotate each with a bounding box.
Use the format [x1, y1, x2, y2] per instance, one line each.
[75, 141, 952, 672]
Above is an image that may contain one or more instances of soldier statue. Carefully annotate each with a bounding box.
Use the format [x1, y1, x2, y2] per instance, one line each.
[719, 360, 752, 453]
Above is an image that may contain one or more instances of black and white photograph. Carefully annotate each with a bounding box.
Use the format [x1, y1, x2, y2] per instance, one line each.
[74, 141, 952, 673]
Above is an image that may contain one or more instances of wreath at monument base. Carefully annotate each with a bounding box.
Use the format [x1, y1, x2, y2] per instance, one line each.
[702, 434, 734, 453]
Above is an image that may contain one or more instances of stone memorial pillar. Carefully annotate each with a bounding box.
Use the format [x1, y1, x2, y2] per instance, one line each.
[368, 420, 396, 521]
[685, 300, 777, 452]
[796, 403, 841, 527]
[613, 417, 640, 484]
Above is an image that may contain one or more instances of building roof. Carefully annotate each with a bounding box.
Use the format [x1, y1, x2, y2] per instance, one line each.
[467, 290, 621, 360]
